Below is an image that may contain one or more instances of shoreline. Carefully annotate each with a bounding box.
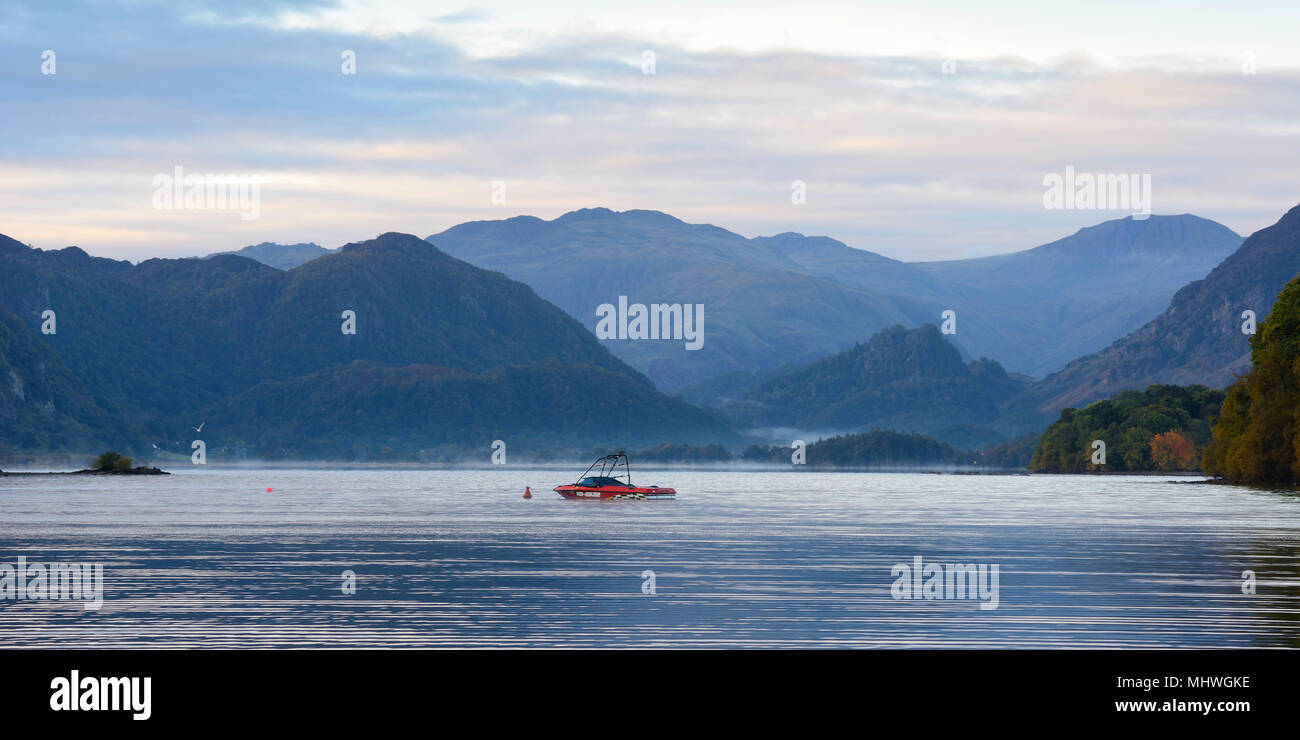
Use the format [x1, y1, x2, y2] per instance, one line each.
[0, 467, 169, 477]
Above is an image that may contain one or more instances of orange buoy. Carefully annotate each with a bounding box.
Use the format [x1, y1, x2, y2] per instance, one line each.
[523, 486, 532, 499]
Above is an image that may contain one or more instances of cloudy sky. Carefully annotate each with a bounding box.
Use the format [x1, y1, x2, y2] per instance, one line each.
[2, 0, 1298, 261]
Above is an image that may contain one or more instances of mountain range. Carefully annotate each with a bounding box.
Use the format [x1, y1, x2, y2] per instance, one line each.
[7, 201, 1299, 461]
[429, 208, 926, 390]
[0, 232, 731, 459]
[206, 210, 1242, 394]
[1017, 203, 1300, 420]
[425, 210, 1243, 390]
[838, 215, 1242, 378]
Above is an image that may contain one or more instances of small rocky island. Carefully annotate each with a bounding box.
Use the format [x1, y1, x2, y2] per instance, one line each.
[0, 451, 169, 476]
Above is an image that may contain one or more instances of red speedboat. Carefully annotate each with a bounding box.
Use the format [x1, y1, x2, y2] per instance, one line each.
[554, 452, 676, 500]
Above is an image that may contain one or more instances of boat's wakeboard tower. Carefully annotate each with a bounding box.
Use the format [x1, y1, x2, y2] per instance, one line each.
[575, 451, 632, 485]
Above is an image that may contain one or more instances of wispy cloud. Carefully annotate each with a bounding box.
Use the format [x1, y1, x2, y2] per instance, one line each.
[2, 0, 1297, 260]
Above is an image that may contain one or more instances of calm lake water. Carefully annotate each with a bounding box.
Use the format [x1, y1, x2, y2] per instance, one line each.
[1, 467, 1298, 648]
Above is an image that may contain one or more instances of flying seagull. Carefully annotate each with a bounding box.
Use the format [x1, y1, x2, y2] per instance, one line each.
[193, 422, 205, 433]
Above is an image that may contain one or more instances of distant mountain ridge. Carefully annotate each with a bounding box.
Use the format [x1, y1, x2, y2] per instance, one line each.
[430, 208, 927, 390]
[783, 214, 1243, 378]
[205, 241, 336, 270]
[428, 209, 1241, 389]
[1018, 203, 1300, 420]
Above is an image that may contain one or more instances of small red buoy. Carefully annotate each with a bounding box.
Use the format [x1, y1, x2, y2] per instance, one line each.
[266, 487, 273, 493]
[523, 486, 532, 499]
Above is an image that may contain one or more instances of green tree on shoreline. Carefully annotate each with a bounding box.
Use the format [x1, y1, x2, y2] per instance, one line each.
[1030, 385, 1224, 473]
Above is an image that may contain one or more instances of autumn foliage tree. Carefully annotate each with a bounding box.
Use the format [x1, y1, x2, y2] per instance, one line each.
[1202, 273, 1300, 484]
[1150, 431, 1198, 471]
